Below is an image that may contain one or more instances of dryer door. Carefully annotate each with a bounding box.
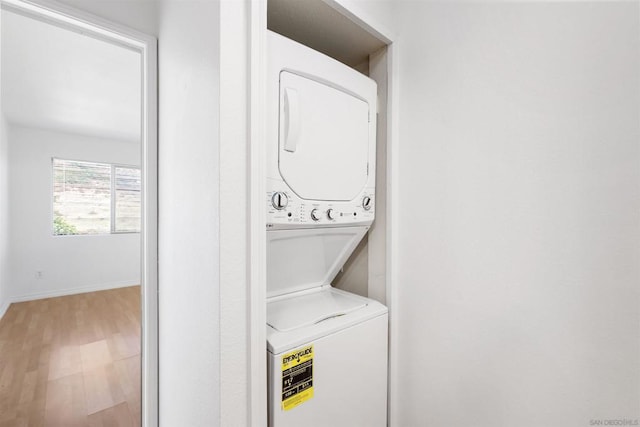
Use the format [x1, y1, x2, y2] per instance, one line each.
[278, 71, 370, 201]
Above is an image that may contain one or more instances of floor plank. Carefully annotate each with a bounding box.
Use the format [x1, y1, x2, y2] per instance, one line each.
[49, 345, 83, 380]
[83, 364, 126, 415]
[0, 286, 141, 426]
[88, 401, 135, 427]
[80, 341, 112, 372]
[44, 372, 87, 427]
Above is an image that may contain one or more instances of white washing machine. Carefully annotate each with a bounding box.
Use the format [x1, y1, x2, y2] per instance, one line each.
[266, 32, 388, 427]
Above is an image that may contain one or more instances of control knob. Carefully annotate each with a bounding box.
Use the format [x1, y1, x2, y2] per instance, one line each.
[362, 196, 372, 211]
[327, 208, 336, 220]
[271, 192, 288, 210]
[310, 209, 322, 221]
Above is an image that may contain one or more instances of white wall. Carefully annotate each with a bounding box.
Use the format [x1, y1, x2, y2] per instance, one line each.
[157, 1, 220, 424]
[6, 125, 140, 300]
[218, 1, 252, 423]
[395, 2, 640, 426]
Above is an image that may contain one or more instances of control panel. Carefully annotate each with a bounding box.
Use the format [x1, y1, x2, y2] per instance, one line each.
[266, 187, 375, 229]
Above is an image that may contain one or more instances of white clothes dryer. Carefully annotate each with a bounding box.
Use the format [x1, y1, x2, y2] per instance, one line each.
[266, 31, 377, 230]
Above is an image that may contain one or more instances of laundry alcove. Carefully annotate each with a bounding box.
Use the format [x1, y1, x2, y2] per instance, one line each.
[267, 0, 392, 305]
[247, 0, 400, 424]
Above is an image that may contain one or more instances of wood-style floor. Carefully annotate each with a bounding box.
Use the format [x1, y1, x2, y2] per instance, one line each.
[0, 286, 141, 426]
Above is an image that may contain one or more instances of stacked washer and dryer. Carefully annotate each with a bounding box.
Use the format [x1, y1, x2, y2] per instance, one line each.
[265, 32, 388, 427]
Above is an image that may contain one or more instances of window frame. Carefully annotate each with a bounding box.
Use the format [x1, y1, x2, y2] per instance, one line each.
[52, 157, 141, 236]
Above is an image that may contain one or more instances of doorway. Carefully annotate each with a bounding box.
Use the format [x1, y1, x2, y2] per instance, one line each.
[0, 0, 157, 425]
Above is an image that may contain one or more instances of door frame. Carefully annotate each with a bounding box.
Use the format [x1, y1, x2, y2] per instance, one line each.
[0, 0, 159, 425]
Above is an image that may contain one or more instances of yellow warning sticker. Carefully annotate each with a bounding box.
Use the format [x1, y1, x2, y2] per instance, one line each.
[281, 345, 314, 411]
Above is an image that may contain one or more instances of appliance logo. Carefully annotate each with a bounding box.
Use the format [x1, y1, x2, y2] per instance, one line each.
[282, 347, 312, 365]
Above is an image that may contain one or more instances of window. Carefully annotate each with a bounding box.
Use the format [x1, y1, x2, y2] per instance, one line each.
[53, 158, 141, 235]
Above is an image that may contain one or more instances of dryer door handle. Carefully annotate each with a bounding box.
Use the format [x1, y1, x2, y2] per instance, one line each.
[283, 87, 300, 153]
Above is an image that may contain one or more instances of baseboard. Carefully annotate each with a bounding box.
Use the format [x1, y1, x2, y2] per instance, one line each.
[9, 280, 140, 304]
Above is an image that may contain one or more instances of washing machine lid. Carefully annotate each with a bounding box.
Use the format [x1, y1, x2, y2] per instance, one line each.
[278, 71, 370, 201]
[266, 287, 388, 354]
[266, 226, 368, 298]
[267, 287, 367, 332]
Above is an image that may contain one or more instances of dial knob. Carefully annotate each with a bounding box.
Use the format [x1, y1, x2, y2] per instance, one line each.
[310, 209, 322, 221]
[362, 196, 372, 211]
[271, 192, 288, 210]
[327, 208, 336, 220]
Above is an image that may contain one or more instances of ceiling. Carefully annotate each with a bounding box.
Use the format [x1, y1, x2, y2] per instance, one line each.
[1, 10, 141, 143]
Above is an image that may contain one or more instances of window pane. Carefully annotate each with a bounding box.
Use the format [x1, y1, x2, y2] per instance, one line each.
[115, 166, 141, 232]
[53, 159, 111, 235]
